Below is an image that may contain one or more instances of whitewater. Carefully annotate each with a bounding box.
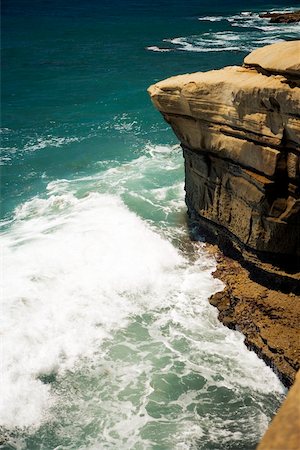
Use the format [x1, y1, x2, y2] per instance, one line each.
[0, 146, 285, 449]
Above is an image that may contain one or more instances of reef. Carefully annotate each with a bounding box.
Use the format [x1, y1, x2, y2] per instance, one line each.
[148, 40, 300, 387]
[259, 11, 300, 24]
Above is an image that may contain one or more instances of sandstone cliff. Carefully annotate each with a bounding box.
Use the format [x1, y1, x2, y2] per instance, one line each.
[148, 41, 300, 388]
[258, 370, 300, 449]
[148, 41, 300, 285]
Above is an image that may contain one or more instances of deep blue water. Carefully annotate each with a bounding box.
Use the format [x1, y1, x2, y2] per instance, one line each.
[1, 1, 299, 449]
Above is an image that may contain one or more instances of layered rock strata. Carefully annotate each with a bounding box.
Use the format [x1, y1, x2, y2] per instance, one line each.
[148, 41, 300, 389]
[148, 41, 300, 287]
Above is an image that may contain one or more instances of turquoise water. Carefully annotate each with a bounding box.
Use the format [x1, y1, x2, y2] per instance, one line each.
[1, 1, 299, 449]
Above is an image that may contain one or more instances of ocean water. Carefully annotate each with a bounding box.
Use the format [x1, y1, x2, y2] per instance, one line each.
[1, 1, 299, 449]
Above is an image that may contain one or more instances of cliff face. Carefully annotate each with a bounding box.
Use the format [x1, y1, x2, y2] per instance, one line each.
[148, 41, 300, 276]
[257, 370, 300, 449]
[148, 41, 300, 387]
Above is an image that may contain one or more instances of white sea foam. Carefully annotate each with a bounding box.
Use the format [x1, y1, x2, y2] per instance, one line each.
[164, 37, 241, 53]
[1, 180, 222, 429]
[0, 155, 13, 165]
[229, 10, 300, 33]
[112, 113, 141, 133]
[44, 143, 185, 228]
[1, 146, 286, 447]
[144, 143, 179, 156]
[146, 46, 172, 52]
[149, 9, 300, 55]
[23, 135, 81, 152]
[198, 16, 224, 22]
[0, 134, 84, 166]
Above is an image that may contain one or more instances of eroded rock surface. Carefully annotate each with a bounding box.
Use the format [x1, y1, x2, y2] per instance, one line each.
[207, 247, 300, 387]
[148, 41, 300, 279]
[148, 41, 300, 388]
[258, 370, 300, 449]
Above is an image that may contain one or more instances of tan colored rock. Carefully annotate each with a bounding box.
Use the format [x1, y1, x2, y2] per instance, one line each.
[184, 147, 299, 255]
[148, 65, 300, 179]
[164, 114, 280, 176]
[148, 66, 300, 149]
[148, 41, 300, 262]
[257, 370, 300, 449]
[244, 40, 300, 77]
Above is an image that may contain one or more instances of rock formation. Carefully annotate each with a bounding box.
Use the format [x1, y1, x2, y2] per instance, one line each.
[258, 370, 300, 449]
[259, 11, 300, 24]
[148, 41, 300, 288]
[148, 41, 300, 389]
[208, 249, 300, 388]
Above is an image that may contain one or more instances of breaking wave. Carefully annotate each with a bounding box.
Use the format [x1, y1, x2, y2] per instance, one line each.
[147, 9, 300, 54]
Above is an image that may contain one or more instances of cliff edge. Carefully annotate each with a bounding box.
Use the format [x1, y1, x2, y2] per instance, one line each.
[148, 41, 300, 387]
[148, 41, 300, 277]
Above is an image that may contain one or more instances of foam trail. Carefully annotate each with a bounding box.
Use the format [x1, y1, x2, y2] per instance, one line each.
[148, 9, 300, 55]
[198, 16, 225, 22]
[146, 46, 172, 52]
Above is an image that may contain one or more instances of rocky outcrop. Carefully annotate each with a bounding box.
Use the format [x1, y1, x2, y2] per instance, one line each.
[244, 40, 300, 78]
[148, 41, 300, 285]
[259, 11, 300, 24]
[257, 370, 300, 449]
[148, 41, 300, 390]
[207, 247, 300, 387]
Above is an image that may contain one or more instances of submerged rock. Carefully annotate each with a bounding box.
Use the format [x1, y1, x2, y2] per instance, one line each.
[259, 11, 300, 24]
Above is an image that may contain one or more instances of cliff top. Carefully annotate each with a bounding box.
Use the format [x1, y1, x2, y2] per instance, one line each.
[148, 41, 300, 99]
[244, 40, 300, 77]
[148, 40, 300, 264]
[148, 65, 295, 93]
